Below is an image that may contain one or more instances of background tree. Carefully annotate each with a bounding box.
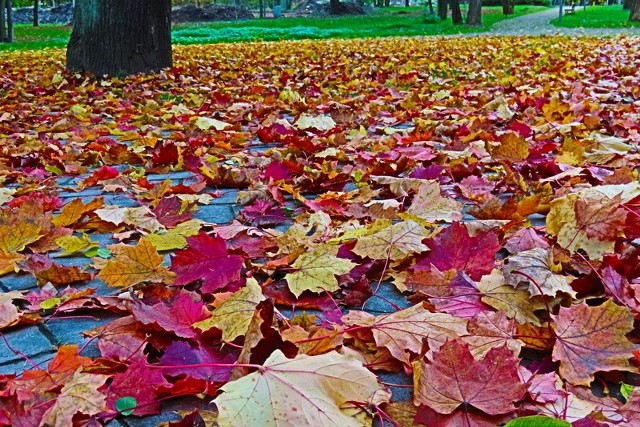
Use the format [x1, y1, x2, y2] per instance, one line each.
[502, 0, 513, 15]
[33, 0, 38, 26]
[437, 0, 447, 19]
[631, 0, 640, 21]
[450, 0, 462, 24]
[624, 0, 633, 10]
[0, 0, 13, 43]
[467, 0, 481, 25]
[66, 0, 172, 76]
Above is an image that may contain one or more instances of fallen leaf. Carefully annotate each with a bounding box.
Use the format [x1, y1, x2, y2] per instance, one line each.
[285, 244, 355, 297]
[213, 350, 389, 427]
[98, 239, 175, 287]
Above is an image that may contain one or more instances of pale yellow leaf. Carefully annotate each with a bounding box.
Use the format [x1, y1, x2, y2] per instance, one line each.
[285, 245, 355, 297]
[213, 350, 389, 427]
[352, 220, 429, 261]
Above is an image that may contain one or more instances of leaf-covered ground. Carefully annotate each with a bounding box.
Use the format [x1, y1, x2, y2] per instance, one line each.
[1, 36, 640, 426]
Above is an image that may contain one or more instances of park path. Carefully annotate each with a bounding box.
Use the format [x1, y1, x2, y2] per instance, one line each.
[489, 6, 640, 36]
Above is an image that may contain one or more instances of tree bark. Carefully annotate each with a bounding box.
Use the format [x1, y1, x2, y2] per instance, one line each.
[450, 0, 462, 24]
[502, 0, 513, 14]
[34, 0, 39, 27]
[467, 0, 482, 25]
[5, 0, 11, 43]
[0, 0, 5, 43]
[631, 0, 640, 21]
[405, 0, 410, 6]
[66, 0, 172, 76]
[330, 0, 342, 14]
[623, 0, 633, 10]
[428, 0, 435, 15]
[437, 0, 447, 19]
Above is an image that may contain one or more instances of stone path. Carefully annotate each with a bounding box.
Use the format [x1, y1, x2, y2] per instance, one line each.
[490, 6, 640, 36]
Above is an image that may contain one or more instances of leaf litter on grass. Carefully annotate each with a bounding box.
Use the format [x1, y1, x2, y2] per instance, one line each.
[1, 36, 640, 426]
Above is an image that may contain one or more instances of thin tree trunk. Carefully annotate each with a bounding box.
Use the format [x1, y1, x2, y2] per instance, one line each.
[502, 0, 513, 14]
[437, 0, 447, 19]
[5, 0, 11, 43]
[428, 0, 435, 15]
[34, 0, 39, 27]
[66, 0, 172, 76]
[330, 0, 342, 13]
[624, 0, 633, 9]
[630, 0, 640, 20]
[405, 0, 410, 6]
[450, 0, 462, 24]
[467, 0, 482, 25]
[0, 0, 6, 42]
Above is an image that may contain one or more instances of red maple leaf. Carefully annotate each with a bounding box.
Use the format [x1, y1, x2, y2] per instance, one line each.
[131, 290, 209, 339]
[414, 222, 499, 281]
[414, 340, 526, 416]
[104, 358, 172, 416]
[170, 232, 244, 294]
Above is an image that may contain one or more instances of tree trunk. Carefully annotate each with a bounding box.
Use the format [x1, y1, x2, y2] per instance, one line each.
[428, 0, 435, 15]
[437, 0, 447, 19]
[467, 0, 482, 25]
[623, 0, 632, 10]
[5, 0, 11, 43]
[502, 0, 513, 14]
[631, 0, 640, 20]
[330, 0, 342, 14]
[405, 0, 410, 6]
[34, 0, 39, 27]
[450, 0, 462, 24]
[66, 0, 172, 77]
[0, 0, 5, 43]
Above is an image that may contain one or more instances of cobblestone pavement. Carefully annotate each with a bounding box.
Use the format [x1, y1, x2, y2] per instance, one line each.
[490, 6, 640, 36]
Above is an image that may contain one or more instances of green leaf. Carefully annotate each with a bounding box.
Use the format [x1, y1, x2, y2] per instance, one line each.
[504, 416, 571, 427]
[621, 383, 635, 401]
[40, 297, 61, 310]
[115, 396, 137, 416]
[85, 246, 111, 258]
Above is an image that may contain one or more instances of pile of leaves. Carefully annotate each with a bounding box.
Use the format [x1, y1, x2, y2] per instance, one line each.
[1, 36, 640, 426]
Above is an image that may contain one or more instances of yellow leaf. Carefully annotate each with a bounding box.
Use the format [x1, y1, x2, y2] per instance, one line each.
[55, 234, 97, 256]
[352, 220, 429, 261]
[285, 245, 355, 297]
[405, 181, 463, 223]
[142, 219, 202, 251]
[98, 239, 175, 287]
[213, 350, 389, 427]
[42, 371, 108, 427]
[0, 222, 42, 254]
[295, 113, 336, 131]
[490, 132, 530, 162]
[193, 116, 232, 131]
[94, 206, 164, 232]
[53, 198, 103, 227]
[193, 278, 266, 342]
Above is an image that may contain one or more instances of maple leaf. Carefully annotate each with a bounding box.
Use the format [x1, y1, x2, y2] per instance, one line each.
[413, 222, 499, 281]
[94, 205, 164, 232]
[285, 244, 355, 297]
[547, 183, 640, 259]
[52, 197, 103, 228]
[213, 350, 389, 427]
[160, 340, 238, 382]
[0, 291, 22, 329]
[98, 239, 175, 287]
[462, 311, 524, 358]
[503, 248, 575, 297]
[84, 316, 147, 360]
[344, 303, 468, 364]
[414, 340, 526, 416]
[170, 232, 244, 294]
[0, 221, 42, 254]
[193, 278, 266, 342]
[477, 270, 547, 326]
[405, 181, 463, 222]
[131, 290, 208, 339]
[42, 370, 108, 427]
[352, 220, 429, 261]
[619, 388, 640, 424]
[552, 300, 640, 385]
[489, 131, 530, 162]
[105, 358, 172, 416]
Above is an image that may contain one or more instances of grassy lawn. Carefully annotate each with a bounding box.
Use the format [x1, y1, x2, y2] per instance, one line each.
[0, 5, 547, 51]
[551, 5, 640, 28]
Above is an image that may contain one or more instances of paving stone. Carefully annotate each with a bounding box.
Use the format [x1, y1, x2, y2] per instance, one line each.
[45, 313, 120, 356]
[194, 204, 235, 224]
[363, 282, 411, 315]
[208, 189, 238, 205]
[377, 371, 413, 402]
[146, 171, 196, 182]
[0, 273, 38, 291]
[0, 326, 56, 372]
[0, 350, 56, 375]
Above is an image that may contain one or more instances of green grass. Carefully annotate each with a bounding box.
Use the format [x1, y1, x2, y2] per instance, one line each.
[0, 6, 548, 51]
[551, 5, 640, 28]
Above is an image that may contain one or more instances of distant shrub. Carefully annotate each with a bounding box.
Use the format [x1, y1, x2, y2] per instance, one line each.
[482, 0, 550, 6]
